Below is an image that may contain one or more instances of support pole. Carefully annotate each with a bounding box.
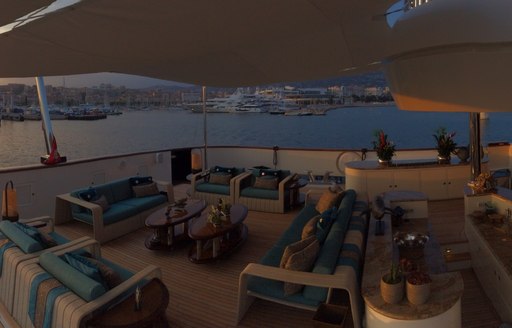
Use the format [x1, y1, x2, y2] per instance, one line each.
[35, 77, 53, 154]
[35, 77, 66, 164]
[469, 112, 481, 180]
[202, 86, 208, 170]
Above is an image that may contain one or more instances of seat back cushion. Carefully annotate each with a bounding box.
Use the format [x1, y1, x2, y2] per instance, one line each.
[0, 221, 43, 254]
[39, 252, 107, 302]
[209, 172, 232, 185]
[303, 189, 356, 301]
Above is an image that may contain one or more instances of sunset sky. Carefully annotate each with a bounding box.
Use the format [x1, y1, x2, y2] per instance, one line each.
[0, 73, 191, 89]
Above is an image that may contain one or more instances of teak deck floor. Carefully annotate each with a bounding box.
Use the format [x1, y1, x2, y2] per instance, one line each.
[53, 185, 502, 328]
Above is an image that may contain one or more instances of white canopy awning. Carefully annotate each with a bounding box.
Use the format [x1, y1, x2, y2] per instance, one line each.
[0, 0, 53, 26]
[0, 0, 395, 87]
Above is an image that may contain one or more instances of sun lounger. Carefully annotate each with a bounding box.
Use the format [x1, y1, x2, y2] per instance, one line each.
[11, 238, 164, 328]
[0, 216, 92, 316]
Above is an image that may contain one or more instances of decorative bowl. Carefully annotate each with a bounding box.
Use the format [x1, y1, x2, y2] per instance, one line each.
[393, 232, 429, 249]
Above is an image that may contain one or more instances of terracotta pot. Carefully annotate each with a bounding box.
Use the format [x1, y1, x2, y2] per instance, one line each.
[380, 274, 404, 304]
[437, 155, 451, 164]
[406, 280, 431, 305]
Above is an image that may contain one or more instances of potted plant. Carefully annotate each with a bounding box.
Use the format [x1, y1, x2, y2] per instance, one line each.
[380, 264, 404, 304]
[207, 205, 227, 227]
[433, 127, 456, 164]
[372, 130, 396, 165]
[406, 271, 432, 305]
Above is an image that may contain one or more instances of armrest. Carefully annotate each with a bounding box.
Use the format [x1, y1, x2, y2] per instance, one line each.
[153, 179, 174, 203]
[234, 171, 253, 195]
[278, 173, 297, 196]
[71, 265, 162, 326]
[190, 171, 210, 188]
[20, 216, 54, 232]
[240, 263, 356, 289]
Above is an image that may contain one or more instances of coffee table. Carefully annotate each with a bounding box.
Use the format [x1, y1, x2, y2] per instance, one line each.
[145, 199, 207, 250]
[188, 204, 248, 263]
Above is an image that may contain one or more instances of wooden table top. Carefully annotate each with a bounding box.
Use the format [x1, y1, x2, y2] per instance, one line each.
[188, 204, 248, 240]
[145, 199, 206, 228]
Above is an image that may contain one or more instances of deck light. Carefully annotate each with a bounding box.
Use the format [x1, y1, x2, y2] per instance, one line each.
[1, 181, 18, 222]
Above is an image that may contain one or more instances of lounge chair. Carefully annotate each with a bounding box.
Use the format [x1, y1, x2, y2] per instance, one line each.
[0, 216, 92, 316]
[235, 168, 297, 213]
[11, 238, 164, 328]
[190, 166, 246, 205]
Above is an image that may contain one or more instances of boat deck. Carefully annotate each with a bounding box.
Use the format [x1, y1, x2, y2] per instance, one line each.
[50, 184, 502, 327]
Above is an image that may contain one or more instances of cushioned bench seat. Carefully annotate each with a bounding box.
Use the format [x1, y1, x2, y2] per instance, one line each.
[236, 169, 296, 213]
[191, 166, 246, 205]
[0, 218, 93, 315]
[238, 190, 369, 328]
[11, 239, 164, 328]
[55, 176, 173, 243]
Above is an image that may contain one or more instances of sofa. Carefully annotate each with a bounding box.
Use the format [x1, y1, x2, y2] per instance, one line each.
[10, 238, 164, 328]
[0, 217, 93, 316]
[237, 189, 369, 328]
[190, 166, 246, 205]
[55, 176, 174, 243]
[235, 168, 297, 213]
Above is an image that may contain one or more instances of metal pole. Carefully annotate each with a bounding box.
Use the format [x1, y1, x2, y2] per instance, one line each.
[35, 77, 53, 154]
[469, 112, 481, 179]
[202, 86, 208, 170]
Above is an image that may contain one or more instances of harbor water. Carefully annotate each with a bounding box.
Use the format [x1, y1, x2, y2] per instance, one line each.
[0, 106, 510, 168]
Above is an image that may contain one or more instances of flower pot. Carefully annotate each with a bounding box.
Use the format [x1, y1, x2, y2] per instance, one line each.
[406, 280, 431, 305]
[378, 158, 392, 166]
[380, 274, 404, 304]
[437, 155, 451, 164]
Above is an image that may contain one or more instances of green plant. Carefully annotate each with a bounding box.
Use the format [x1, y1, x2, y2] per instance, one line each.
[207, 205, 224, 225]
[372, 130, 396, 161]
[433, 127, 457, 157]
[382, 264, 402, 284]
[406, 271, 432, 285]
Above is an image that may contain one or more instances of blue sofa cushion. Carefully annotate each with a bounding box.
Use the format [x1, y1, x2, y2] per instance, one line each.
[39, 252, 106, 302]
[77, 188, 97, 202]
[302, 190, 356, 301]
[241, 187, 280, 200]
[129, 176, 153, 186]
[73, 203, 140, 225]
[0, 221, 43, 254]
[316, 207, 338, 243]
[94, 184, 115, 205]
[212, 166, 236, 175]
[14, 222, 58, 249]
[109, 178, 134, 202]
[63, 253, 108, 289]
[196, 182, 230, 195]
[118, 194, 167, 212]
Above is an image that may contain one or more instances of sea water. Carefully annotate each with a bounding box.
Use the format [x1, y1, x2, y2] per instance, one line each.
[0, 106, 510, 168]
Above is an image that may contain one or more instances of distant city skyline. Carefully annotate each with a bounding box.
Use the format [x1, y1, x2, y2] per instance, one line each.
[0, 73, 191, 89]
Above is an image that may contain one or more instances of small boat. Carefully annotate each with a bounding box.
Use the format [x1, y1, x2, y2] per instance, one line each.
[1, 108, 25, 121]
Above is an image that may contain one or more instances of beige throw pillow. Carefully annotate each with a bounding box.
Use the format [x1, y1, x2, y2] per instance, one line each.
[209, 172, 231, 185]
[132, 182, 160, 198]
[301, 215, 320, 240]
[280, 235, 317, 268]
[91, 194, 110, 212]
[315, 189, 345, 213]
[283, 238, 320, 296]
[253, 176, 278, 190]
